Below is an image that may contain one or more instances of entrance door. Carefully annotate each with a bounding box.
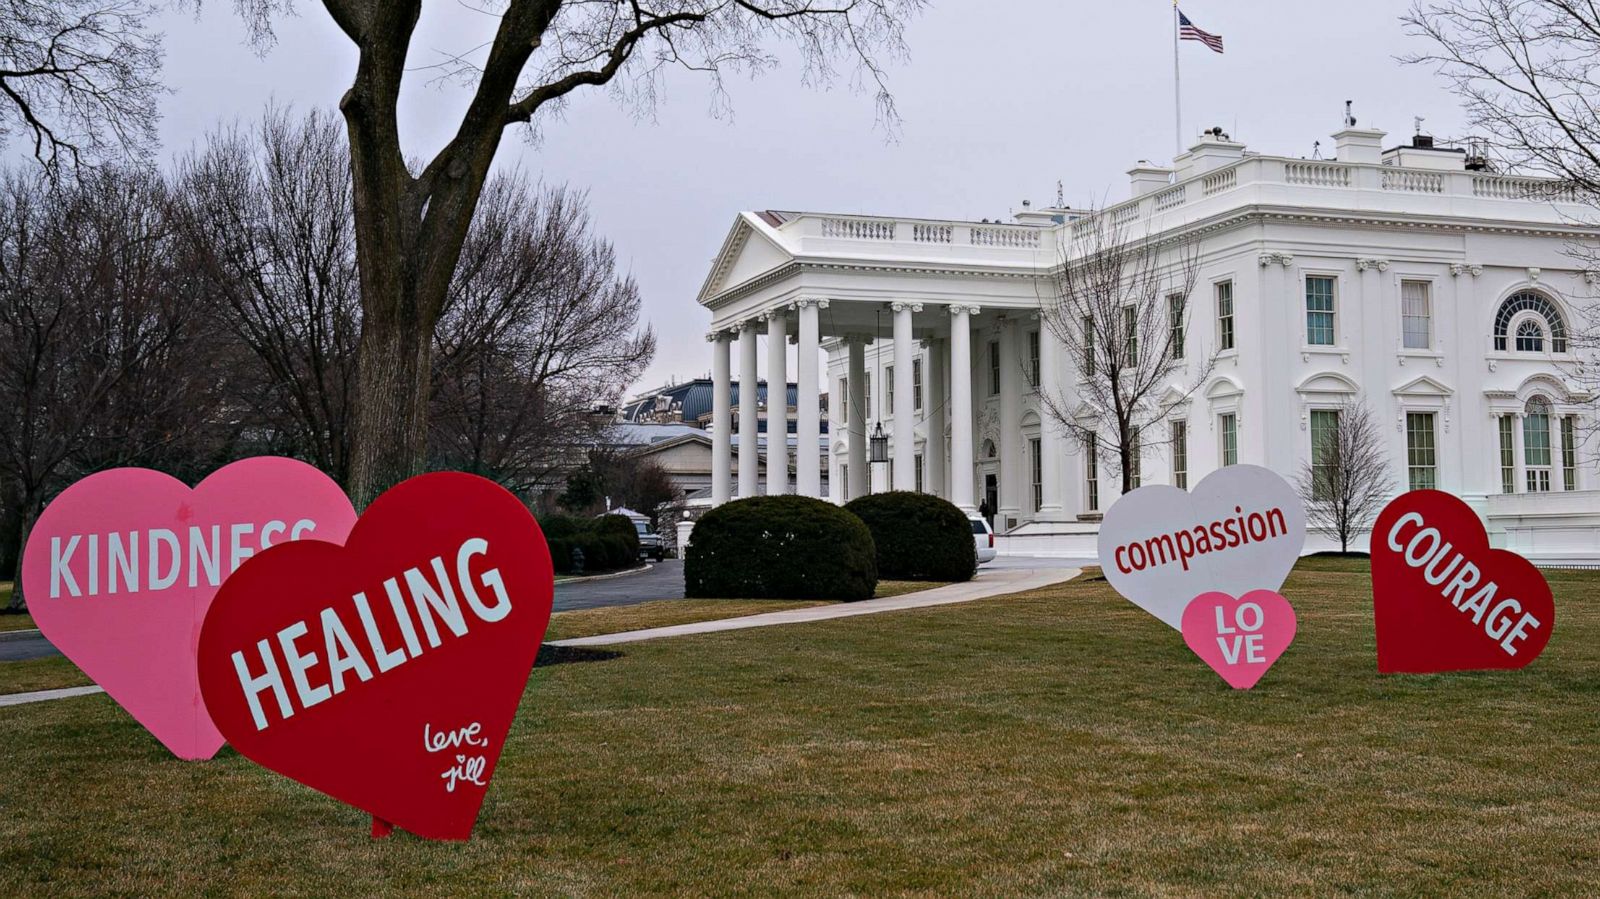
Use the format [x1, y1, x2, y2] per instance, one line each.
[983, 474, 998, 526]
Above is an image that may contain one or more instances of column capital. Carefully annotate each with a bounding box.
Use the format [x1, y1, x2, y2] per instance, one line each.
[792, 297, 830, 310]
[889, 301, 924, 313]
[761, 307, 788, 322]
[1258, 252, 1295, 267]
[1356, 257, 1391, 273]
[705, 329, 735, 343]
[947, 303, 982, 317]
[738, 318, 762, 334]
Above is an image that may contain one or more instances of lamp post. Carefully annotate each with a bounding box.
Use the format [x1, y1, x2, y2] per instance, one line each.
[869, 422, 889, 464]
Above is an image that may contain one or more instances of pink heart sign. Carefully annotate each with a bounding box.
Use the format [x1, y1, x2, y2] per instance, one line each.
[21, 458, 356, 759]
[1180, 590, 1298, 690]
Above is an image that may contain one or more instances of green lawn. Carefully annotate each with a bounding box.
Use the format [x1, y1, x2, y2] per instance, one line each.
[4, 558, 1599, 895]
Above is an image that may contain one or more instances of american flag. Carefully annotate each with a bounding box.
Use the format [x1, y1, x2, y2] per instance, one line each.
[1179, 10, 1224, 54]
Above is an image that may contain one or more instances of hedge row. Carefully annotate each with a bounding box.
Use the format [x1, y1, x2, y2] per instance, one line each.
[541, 514, 640, 575]
[685, 495, 877, 601]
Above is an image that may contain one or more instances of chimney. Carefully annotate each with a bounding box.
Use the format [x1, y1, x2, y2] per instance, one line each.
[1173, 127, 1246, 179]
[1333, 126, 1385, 164]
[1128, 161, 1175, 197]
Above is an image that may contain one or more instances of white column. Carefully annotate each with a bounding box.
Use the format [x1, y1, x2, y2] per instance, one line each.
[1511, 412, 1526, 493]
[765, 311, 788, 496]
[891, 301, 920, 490]
[795, 299, 824, 498]
[710, 331, 733, 506]
[847, 337, 868, 501]
[738, 321, 760, 498]
[1038, 324, 1065, 518]
[926, 337, 947, 499]
[998, 316, 1021, 527]
[949, 304, 978, 512]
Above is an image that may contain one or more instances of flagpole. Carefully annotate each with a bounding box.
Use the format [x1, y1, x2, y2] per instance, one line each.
[1173, 1, 1182, 161]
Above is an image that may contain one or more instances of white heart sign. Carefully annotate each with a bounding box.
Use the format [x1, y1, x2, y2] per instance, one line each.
[1097, 464, 1306, 629]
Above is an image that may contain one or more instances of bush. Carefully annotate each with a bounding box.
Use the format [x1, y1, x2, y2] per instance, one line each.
[845, 491, 976, 582]
[685, 495, 877, 601]
[542, 514, 641, 574]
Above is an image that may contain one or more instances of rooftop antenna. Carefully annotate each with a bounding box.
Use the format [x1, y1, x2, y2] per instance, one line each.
[1055, 179, 1065, 208]
[1413, 115, 1426, 136]
[1344, 100, 1357, 128]
[1312, 140, 1323, 160]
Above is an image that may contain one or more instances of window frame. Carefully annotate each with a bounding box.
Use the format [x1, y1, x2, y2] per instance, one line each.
[1215, 279, 1236, 352]
[1167, 292, 1186, 360]
[1563, 415, 1578, 491]
[912, 358, 923, 412]
[885, 364, 895, 416]
[1308, 408, 1341, 501]
[988, 341, 1001, 396]
[1399, 278, 1434, 351]
[1499, 415, 1516, 494]
[1171, 419, 1188, 489]
[1304, 274, 1338, 347]
[1219, 412, 1238, 467]
[1027, 330, 1041, 390]
[1029, 437, 1043, 512]
[1406, 411, 1437, 491]
[1085, 441, 1099, 512]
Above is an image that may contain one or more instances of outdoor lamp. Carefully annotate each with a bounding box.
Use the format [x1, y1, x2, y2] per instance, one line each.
[869, 422, 889, 464]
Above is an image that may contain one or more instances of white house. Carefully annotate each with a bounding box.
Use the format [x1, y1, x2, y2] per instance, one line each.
[695, 125, 1600, 561]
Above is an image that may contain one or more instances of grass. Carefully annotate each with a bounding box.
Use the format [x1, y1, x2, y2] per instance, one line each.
[545, 580, 947, 641]
[0, 656, 89, 693]
[4, 558, 1599, 895]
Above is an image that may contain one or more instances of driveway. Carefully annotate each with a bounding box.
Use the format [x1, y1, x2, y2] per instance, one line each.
[554, 560, 685, 612]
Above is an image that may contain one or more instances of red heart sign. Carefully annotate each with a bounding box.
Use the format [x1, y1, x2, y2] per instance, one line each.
[197, 472, 553, 840]
[1371, 490, 1553, 674]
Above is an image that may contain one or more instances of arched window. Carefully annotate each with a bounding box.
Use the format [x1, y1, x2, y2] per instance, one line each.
[1515, 319, 1545, 352]
[1524, 396, 1553, 492]
[981, 439, 997, 459]
[1494, 291, 1567, 353]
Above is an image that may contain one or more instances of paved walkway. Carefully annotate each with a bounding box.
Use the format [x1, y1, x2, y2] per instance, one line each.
[0, 684, 103, 708]
[554, 560, 684, 611]
[551, 566, 1080, 647]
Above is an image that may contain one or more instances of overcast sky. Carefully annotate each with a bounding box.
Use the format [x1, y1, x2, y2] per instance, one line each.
[135, 1, 1469, 392]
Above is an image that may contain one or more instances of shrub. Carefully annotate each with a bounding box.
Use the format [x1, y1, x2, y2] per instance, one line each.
[541, 514, 641, 574]
[595, 514, 641, 558]
[685, 495, 877, 601]
[845, 491, 976, 582]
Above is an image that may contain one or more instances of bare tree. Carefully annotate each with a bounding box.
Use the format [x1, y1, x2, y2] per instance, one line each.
[208, 0, 924, 506]
[0, 167, 223, 606]
[430, 177, 655, 494]
[1039, 214, 1216, 494]
[174, 108, 362, 482]
[1296, 397, 1394, 554]
[0, 0, 164, 173]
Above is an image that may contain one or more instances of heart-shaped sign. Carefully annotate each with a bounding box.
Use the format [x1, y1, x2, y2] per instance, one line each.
[197, 471, 553, 841]
[1097, 464, 1306, 629]
[21, 458, 356, 759]
[1181, 590, 1298, 689]
[1371, 490, 1553, 674]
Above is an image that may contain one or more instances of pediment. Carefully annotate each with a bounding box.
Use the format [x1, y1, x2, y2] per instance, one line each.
[1204, 375, 1244, 400]
[1295, 371, 1359, 395]
[1392, 375, 1453, 398]
[697, 213, 796, 303]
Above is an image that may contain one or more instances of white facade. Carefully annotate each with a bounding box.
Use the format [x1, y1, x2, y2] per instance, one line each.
[696, 127, 1600, 560]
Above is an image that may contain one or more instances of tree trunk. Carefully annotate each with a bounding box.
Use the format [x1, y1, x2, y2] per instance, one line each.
[348, 296, 435, 509]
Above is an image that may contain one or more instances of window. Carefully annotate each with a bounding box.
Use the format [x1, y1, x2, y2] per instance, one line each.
[1515, 319, 1545, 352]
[1216, 281, 1235, 351]
[1220, 413, 1238, 466]
[1123, 306, 1139, 360]
[1305, 275, 1336, 346]
[1563, 416, 1578, 491]
[1401, 280, 1432, 350]
[864, 373, 872, 422]
[840, 463, 848, 500]
[912, 358, 923, 411]
[1171, 420, 1188, 489]
[1525, 397, 1553, 492]
[1085, 442, 1099, 511]
[1029, 438, 1043, 511]
[1499, 416, 1516, 494]
[915, 453, 924, 493]
[988, 341, 1001, 395]
[1082, 316, 1095, 377]
[839, 378, 849, 423]
[1406, 412, 1437, 491]
[885, 365, 895, 414]
[1168, 293, 1186, 359]
[1028, 330, 1041, 388]
[1309, 410, 1340, 500]
[1494, 291, 1567, 352]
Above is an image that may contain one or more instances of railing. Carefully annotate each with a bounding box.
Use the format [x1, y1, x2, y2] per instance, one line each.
[970, 225, 1041, 248]
[1153, 184, 1188, 211]
[820, 217, 896, 240]
[1201, 168, 1236, 195]
[912, 223, 953, 243]
[1285, 161, 1351, 187]
[1473, 174, 1579, 203]
[1382, 168, 1444, 194]
[1110, 203, 1140, 226]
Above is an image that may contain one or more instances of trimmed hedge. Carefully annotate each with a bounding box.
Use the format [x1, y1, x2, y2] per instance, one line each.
[845, 491, 977, 582]
[541, 514, 641, 575]
[685, 495, 877, 601]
